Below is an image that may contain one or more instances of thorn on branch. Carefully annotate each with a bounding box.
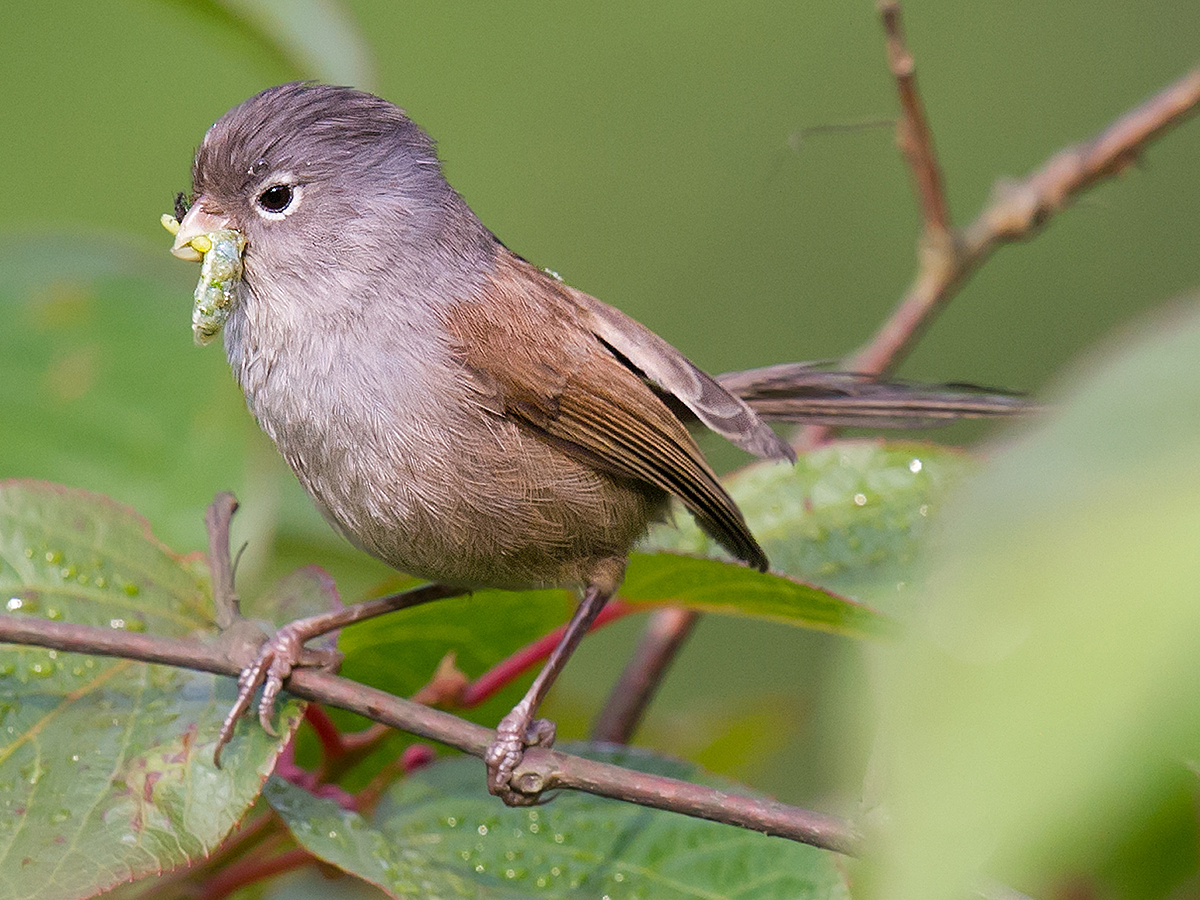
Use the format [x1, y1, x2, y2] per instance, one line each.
[205, 492, 241, 629]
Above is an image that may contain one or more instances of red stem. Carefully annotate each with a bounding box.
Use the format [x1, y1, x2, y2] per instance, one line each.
[460, 600, 636, 707]
[202, 846, 315, 900]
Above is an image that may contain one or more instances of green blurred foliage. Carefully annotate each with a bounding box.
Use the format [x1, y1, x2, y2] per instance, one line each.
[868, 298, 1200, 900]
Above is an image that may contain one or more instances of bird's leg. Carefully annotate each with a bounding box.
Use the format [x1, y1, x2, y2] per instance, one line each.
[214, 582, 467, 765]
[485, 579, 614, 804]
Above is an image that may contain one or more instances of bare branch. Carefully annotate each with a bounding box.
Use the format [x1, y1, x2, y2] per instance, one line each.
[849, 62, 1200, 380]
[878, 0, 951, 236]
[591, 607, 699, 744]
[0, 612, 861, 854]
[797, 40, 1200, 453]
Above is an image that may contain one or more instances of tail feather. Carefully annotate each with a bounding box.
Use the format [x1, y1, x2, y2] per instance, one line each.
[716, 363, 1034, 428]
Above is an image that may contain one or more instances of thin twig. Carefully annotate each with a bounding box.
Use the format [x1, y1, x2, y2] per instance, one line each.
[205, 491, 240, 628]
[0, 612, 860, 854]
[303, 703, 349, 759]
[850, 62, 1200, 379]
[789, 118, 895, 150]
[798, 33, 1200, 451]
[878, 0, 951, 236]
[591, 607, 700, 744]
[202, 845, 315, 900]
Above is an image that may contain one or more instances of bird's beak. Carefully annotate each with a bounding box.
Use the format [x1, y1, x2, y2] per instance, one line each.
[170, 200, 233, 261]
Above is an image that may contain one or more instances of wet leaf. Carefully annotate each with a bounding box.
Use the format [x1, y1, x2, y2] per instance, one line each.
[647, 440, 975, 614]
[267, 747, 850, 900]
[0, 481, 333, 900]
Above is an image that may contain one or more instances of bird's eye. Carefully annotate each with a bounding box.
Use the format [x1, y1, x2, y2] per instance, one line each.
[257, 183, 295, 213]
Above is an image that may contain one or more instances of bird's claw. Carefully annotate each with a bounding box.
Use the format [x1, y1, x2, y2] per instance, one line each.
[485, 711, 556, 805]
[212, 621, 340, 766]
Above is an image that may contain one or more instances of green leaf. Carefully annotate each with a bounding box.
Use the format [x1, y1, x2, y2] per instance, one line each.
[210, 0, 376, 87]
[620, 552, 892, 638]
[0, 481, 321, 900]
[267, 747, 850, 900]
[646, 441, 974, 614]
[871, 301, 1200, 900]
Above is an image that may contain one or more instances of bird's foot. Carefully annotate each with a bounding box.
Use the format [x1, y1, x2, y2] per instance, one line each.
[484, 710, 557, 805]
[213, 620, 341, 766]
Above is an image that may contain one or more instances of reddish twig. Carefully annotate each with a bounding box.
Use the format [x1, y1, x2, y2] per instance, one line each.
[848, 61, 1200, 379]
[303, 703, 347, 759]
[878, 0, 951, 236]
[202, 845, 316, 900]
[591, 607, 700, 744]
[347, 744, 440, 815]
[276, 738, 358, 810]
[459, 599, 636, 707]
[316, 722, 395, 794]
[0, 612, 860, 853]
[340, 721, 392, 754]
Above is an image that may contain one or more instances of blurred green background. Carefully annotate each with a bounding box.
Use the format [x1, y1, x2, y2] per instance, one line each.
[2, 1, 1198, 807]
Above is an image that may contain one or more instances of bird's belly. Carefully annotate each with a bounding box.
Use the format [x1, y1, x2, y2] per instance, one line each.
[228, 323, 664, 591]
[284, 409, 666, 592]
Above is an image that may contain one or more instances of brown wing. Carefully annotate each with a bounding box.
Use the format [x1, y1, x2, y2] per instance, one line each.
[569, 286, 795, 462]
[443, 252, 769, 571]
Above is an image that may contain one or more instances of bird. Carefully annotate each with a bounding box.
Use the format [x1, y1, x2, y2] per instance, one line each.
[168, 82, 1023, 801]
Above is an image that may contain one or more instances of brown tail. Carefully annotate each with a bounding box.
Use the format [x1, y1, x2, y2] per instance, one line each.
[716, 363, 1034, 428]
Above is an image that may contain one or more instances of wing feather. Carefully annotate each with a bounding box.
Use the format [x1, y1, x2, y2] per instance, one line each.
[569, 288, 795, 462]
[443, 253, 769, 570]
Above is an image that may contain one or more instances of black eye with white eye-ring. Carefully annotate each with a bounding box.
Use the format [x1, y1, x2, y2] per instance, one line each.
[256, 182, 300, 219]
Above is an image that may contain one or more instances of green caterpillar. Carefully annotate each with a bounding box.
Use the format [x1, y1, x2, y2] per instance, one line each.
[161, 214, 247, 345]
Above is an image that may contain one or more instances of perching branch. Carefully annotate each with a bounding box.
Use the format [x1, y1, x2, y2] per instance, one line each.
[0, 612, 860, 855]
